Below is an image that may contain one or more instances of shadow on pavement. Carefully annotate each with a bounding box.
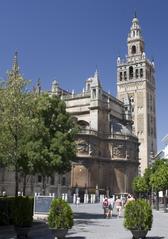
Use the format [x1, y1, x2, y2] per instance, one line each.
[74, 212, 124, 220]
[66, 237, 85, 239]
[146, 237, 165, 239]
[74, 212, 104, 219]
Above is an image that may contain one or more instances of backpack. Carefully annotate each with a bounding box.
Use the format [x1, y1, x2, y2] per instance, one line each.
[103, 199, 108, 208]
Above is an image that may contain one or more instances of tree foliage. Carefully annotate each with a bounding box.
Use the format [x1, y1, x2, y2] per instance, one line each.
[0, 53, 77, 196]
[26, 93, 77, 177]
[0, 54, 34, 196]
[150, 160, 168, 191]
[132, 176, 149, 194]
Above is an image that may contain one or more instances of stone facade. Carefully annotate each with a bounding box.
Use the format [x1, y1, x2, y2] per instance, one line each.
[48, 69, 139, 197]
[117, 16, 157, 174]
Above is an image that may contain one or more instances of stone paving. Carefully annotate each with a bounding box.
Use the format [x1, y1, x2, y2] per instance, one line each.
[0, 203, 168, 239]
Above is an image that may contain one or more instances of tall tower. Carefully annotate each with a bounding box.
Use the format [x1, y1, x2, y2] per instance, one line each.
[117, 15, 157, 174]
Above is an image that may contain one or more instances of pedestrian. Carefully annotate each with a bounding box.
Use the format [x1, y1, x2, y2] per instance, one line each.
[125, 194, 135, 206]
[108, 195, 115, 218]
[102, 196, 109, 218]
[115, 196, 122, 218]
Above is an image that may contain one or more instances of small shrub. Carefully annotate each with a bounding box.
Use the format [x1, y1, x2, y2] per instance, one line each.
[14, 196, 33, 227]
[124, 199, 153, 231]
[48, 198, 73, 229]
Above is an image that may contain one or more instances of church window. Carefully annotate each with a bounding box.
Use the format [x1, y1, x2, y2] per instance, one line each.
[92, 89, 96, 98]
[37, 175, 42, 183]
[87, 83, 90, 91]
[130, 96, 134, 103]
[50, 176, 55, 185]
[120, 72, 122, 81]
[129, 66, 133, 79]
[135, 69, 139, 78]
[140, 68, 143, 77]
[124, 71, 127, 80]
[131, 45, 136, 54]
[62, 176, 66, 186]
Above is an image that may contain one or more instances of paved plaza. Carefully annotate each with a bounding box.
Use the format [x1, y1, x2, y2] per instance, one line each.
[0, 203, 167, 239]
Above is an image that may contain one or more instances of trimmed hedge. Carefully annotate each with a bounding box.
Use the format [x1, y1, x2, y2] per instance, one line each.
[14, 196, 34, 227]
[124, 199, 153, 231]
[0, 197, 33, 226]
[48, 198, 73, 229]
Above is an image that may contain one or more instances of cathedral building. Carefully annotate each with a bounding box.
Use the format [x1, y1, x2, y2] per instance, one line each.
[0, 15, 156, 197]
[117, 15, 157, 174]
[50, 69, 139, 197]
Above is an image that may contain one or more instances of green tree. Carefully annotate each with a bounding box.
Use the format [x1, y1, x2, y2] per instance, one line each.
[0, 53, 34, 196]
[26, 93, 77, 194]
[132, 176, 149, 198]
[150, 160, 168, 212]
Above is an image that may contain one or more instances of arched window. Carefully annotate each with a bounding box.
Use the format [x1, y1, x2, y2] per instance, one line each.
[62, 176, 66, 186]
[50, 176, 55, 185]
[131, 45, 136, 54]
[87, 83, 90, 91]
[124, 71, 127, 80]
[92, 89, 96, 98]
[120, 72, 122, 81]
[140, 68, 143, 78]
[129, 66, 133, 79]
[135, 69, 139, 78]
[77, 120, 90, 129]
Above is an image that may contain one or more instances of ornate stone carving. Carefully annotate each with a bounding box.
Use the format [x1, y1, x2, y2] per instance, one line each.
[76, 139, 89, 154]
[89, 142, 97, 156]
[112, 143, 126, 158]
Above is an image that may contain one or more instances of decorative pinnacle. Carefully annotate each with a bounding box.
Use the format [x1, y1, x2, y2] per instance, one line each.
[36, 78, 41, 94]
[12, 51, 19, 73]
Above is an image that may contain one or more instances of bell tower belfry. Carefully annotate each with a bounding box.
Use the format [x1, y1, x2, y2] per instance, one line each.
[117, 15, 157, 174]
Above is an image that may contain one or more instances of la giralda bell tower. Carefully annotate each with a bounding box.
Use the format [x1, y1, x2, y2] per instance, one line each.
[117, 15, 157, 174]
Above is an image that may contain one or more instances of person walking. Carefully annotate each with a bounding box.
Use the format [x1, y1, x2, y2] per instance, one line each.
[102, 196, 109, 218]
[115, 196, 122, 218]
[108, 195, 115, 218]
[125, 194, 135, 206]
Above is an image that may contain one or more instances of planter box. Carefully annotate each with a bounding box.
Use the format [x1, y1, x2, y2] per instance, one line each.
[131, 229, 148, 239]
[50, 228, 68, 239]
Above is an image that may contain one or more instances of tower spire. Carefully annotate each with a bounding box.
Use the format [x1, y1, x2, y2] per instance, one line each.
[117, 15, 157, 174]
[93, 67, 101, 87]
[12, 51, 20, 74]
[127, 15, 144, 56]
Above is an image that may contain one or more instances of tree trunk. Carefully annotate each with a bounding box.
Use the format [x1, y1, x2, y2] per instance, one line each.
[163, 190, 167, 213]
[23, 174, 27, 196]
[15, 167, 19, 197]
[156, 191, 159, 211]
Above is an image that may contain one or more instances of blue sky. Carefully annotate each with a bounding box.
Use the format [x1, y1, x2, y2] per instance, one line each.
[0, 0, 167, 150]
